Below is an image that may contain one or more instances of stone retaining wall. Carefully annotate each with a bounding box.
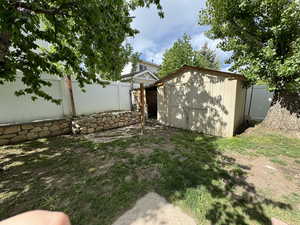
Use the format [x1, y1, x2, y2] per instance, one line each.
[0, 119, 71, 145]
[72, 111, 141, 134]
[0, 111, 141, 145]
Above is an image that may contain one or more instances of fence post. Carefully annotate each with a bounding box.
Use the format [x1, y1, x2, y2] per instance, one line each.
[66, 75, 76, 117]
[247, 86, 254, 120]
[117, 81, 121, 111]
[140, 83, 145, 135]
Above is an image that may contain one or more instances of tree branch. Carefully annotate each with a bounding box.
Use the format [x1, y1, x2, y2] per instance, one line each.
[230, 19, 264, 47]
[0, 32, 11, 63]
[11, 2, 73, 16]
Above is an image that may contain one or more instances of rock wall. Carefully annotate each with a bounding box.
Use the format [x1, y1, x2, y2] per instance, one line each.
[72, 111, 141, 134]
[0, 119, 71, 145]
[0, 111, 141, 145]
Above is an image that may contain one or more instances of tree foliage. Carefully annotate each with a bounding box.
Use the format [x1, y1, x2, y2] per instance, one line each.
[158, 34, 220, 78]
[0, 0, 163, 103]
[199, 0, 300, 92]
[198, 43, 220, 70]
[130, 51, 141, 74]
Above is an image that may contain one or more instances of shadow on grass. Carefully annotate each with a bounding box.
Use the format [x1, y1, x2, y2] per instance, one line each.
[0, 129, 292, 225]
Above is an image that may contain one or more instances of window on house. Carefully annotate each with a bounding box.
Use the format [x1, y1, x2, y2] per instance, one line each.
[139, 64, 147, 71]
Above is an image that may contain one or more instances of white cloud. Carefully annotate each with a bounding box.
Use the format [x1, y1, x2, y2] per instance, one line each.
[143, 48, 166, 65]
[191, 33, 220, 50]
[128, 37, 156, 53]
[128, 0, 233, 71]
[128, 0, 206, 64]
[131, 0, 205, 41]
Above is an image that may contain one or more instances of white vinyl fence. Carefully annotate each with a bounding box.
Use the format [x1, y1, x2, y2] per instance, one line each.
[0, 75, 133, 124]
[1, 76, 273, 124]
[245, 85, 274, 121]
[72, 81, 133, 115]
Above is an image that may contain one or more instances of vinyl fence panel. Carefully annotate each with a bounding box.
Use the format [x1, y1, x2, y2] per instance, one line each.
[0, 76, 65, 124]
[0, 76, 132, 124]
[245, 85, 274, 121]
[119, 83, 132, 110]
[73, 81, 119, 115]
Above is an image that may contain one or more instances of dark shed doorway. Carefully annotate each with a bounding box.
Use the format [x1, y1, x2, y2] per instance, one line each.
[146, 86, 157, 119]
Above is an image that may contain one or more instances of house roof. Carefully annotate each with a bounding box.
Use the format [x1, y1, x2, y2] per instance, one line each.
[155, 65, 246, 86]
[122, 69, 147, 79]
[139, 59, 160, 68]
[122, 70, 159, 81]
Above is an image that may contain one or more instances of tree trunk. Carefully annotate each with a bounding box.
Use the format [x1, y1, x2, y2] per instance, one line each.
[0, 32, 11, 63]
[262, 91, 300, 131]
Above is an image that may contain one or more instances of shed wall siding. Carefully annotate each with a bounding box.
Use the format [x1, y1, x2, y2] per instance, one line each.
[234, 79, 247, 133]
[157, 70, 243, 137]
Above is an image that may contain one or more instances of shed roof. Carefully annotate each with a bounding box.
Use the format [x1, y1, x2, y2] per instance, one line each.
[155, 65, 246, 86]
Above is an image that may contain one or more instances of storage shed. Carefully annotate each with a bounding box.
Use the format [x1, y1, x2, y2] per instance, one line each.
[157, 65, 247, 137]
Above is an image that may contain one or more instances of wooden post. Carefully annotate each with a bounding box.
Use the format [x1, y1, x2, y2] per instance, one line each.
[129, 78, 134, 111]
[140, 83, 145, 135]
[66, 75, 76, 117]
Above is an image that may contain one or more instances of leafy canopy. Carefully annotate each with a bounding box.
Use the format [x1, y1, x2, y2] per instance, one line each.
[130, 52, 142, 74]
[0, 0, 163, 103]
[158, 34, 220, 78]
[200, 0, 300, 92]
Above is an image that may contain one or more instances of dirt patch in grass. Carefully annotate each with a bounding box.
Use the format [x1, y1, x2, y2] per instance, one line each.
[227, 153, 300, 198]
[218, 127, 300, 197]
[217, 127, 300, 224]
[244, 125, 300, 139]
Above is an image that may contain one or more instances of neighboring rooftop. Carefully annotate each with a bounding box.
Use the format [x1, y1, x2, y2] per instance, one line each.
[122, 69, 148, 79]
[139, 59, 160, 68]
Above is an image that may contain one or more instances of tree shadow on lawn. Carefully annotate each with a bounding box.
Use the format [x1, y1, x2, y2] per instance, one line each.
[0, 130, 292, 225]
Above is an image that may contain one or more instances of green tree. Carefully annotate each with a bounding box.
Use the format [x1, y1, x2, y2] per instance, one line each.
[130, 52, 142, 74]
[200, 0, 300, 129]
[0, 0, 163, 103]
[198, 42, 220, 69]
[158, 34, 220, 78]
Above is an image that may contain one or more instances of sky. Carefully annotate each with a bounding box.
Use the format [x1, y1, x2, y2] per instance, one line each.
[127, 0, 232, 72]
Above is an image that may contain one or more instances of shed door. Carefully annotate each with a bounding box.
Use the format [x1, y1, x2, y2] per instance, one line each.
[165, 78, 226, 136]
[187, 82, 212, 134]
[187, 79, 226, 136]
[167, 84, 190, 129]
[146, 88, 157, 118]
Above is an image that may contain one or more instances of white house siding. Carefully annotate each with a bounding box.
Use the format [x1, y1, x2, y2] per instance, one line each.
[121, 62, 133, 75]
[132, 72, 158, 85]
[121, 61, 159, 76]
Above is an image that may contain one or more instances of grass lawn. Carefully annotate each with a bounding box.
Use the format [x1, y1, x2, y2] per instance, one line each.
[0, 124, 300, 225]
